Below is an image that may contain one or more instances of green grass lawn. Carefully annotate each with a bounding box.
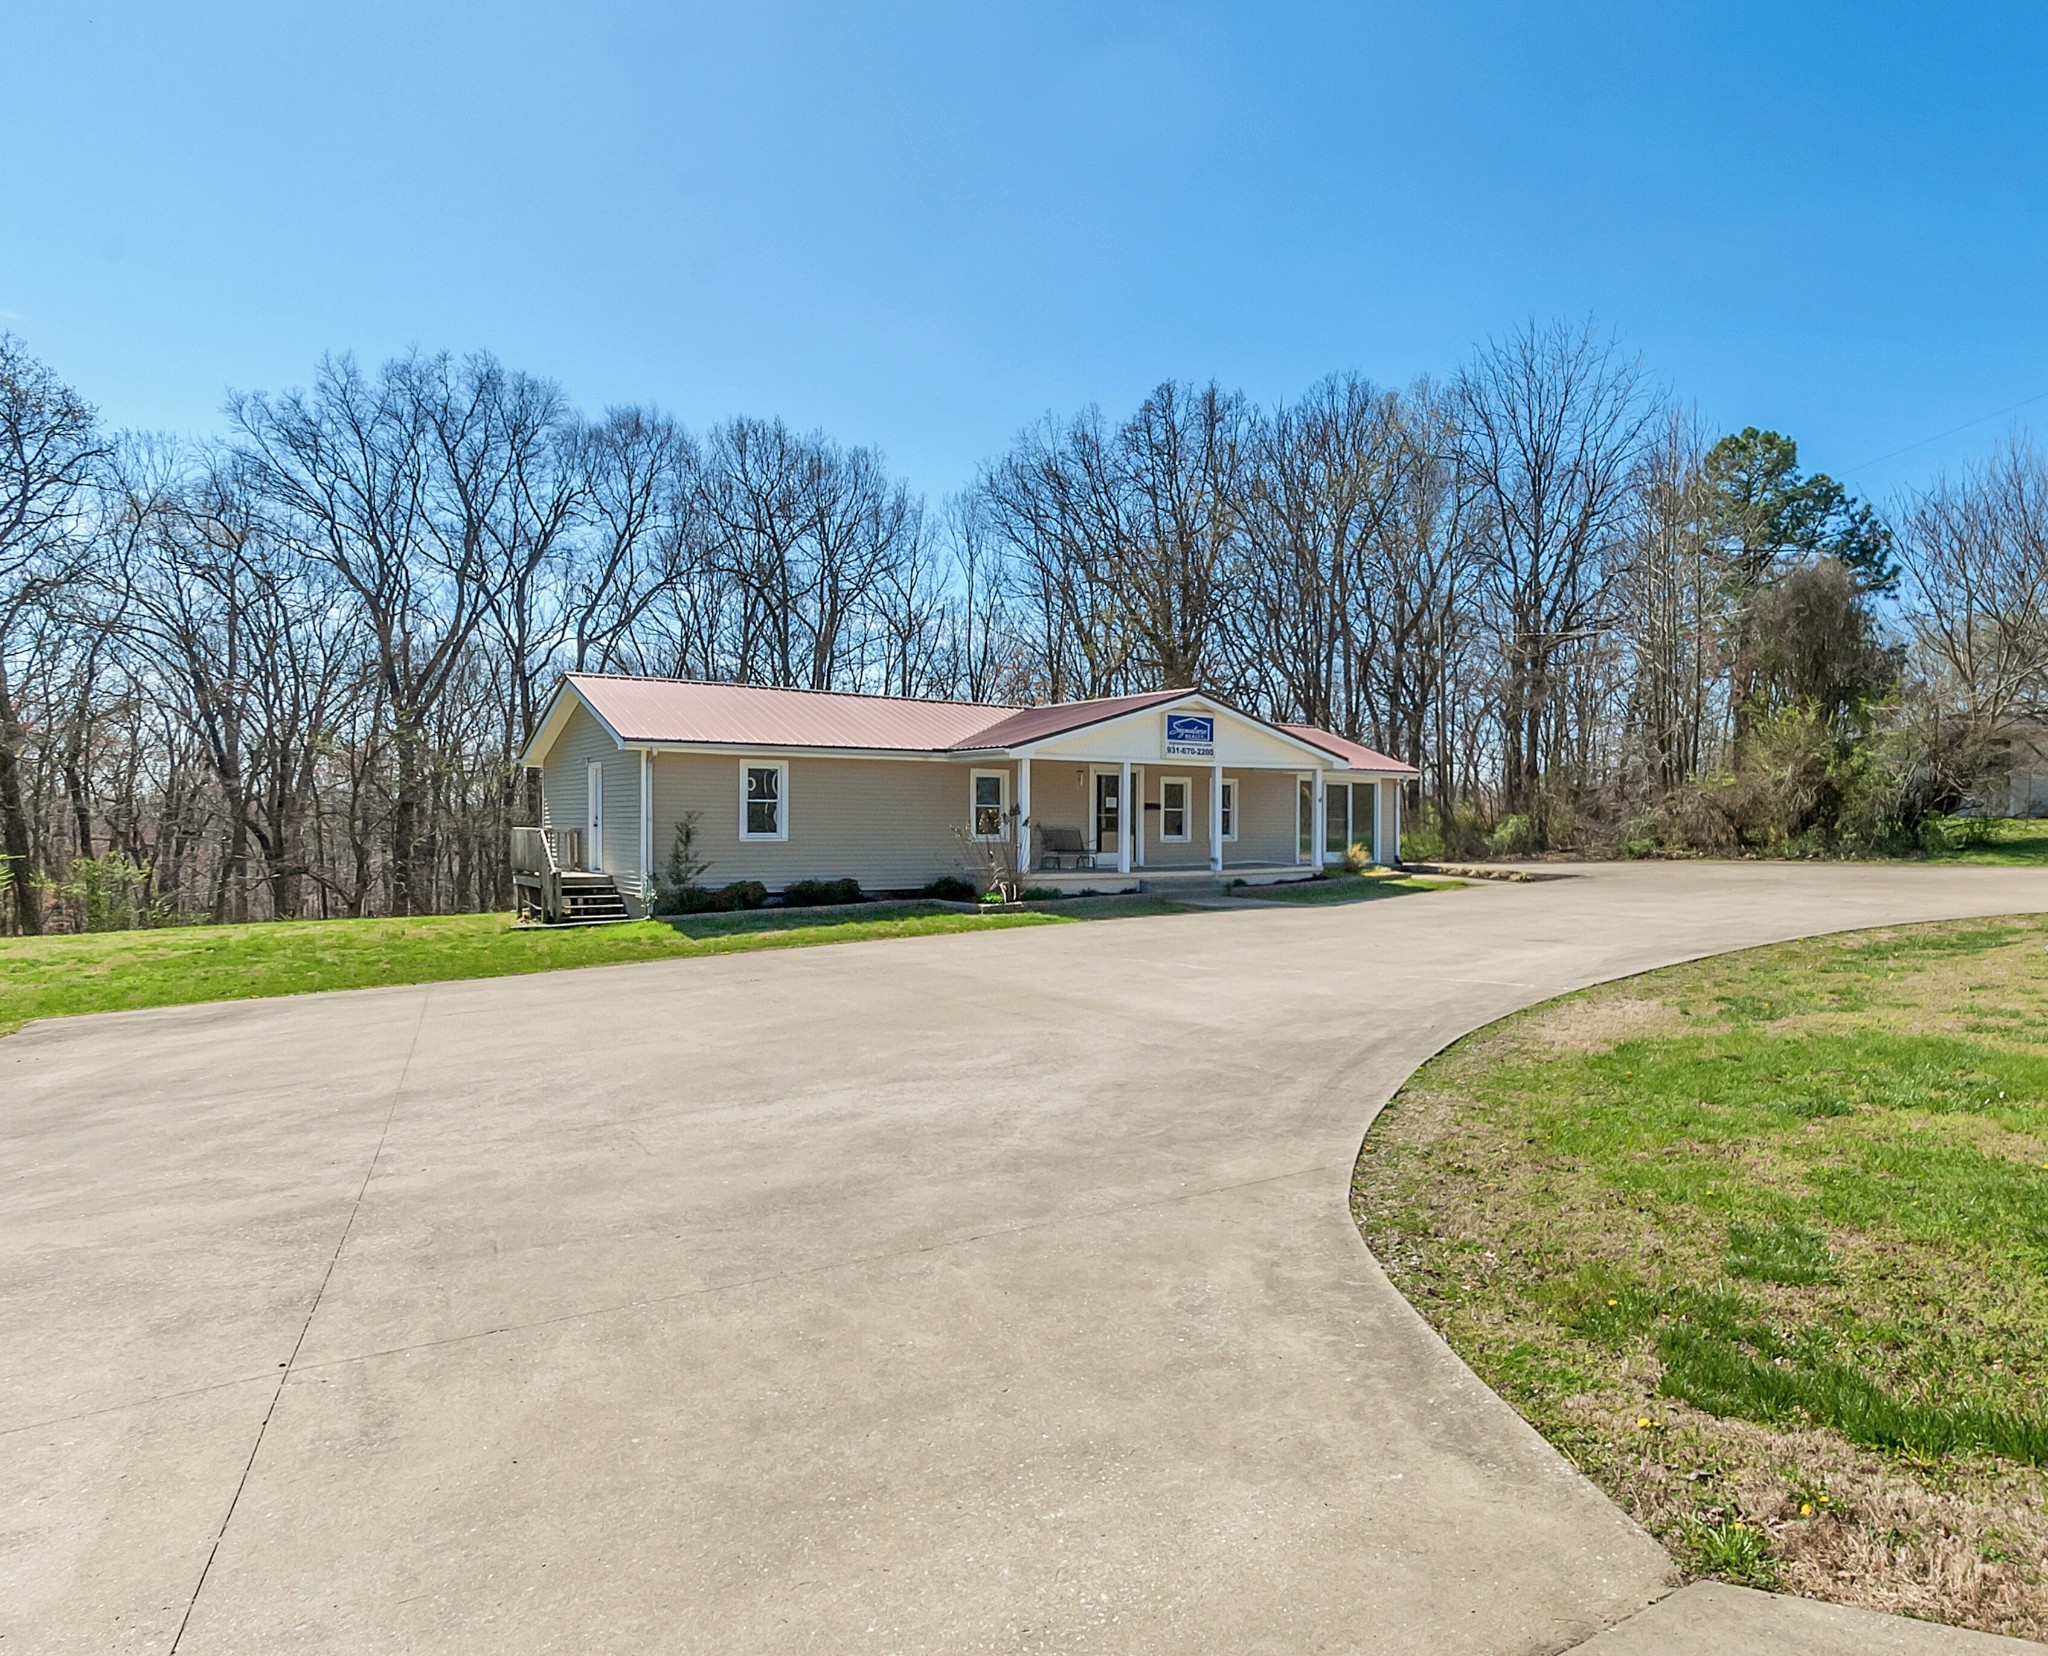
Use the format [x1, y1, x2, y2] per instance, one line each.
[1353, 914, 2048, 1641]
[1921, 817, 2048, 867]
[1248, 869, 1462, 904]
[0, 898, 1192, 1039]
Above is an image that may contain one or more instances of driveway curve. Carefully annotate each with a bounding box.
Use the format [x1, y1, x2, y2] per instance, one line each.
[7, 863, 2048, 1654]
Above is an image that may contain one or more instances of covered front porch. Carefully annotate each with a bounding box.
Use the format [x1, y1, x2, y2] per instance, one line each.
[1000, 754, 1404, 889]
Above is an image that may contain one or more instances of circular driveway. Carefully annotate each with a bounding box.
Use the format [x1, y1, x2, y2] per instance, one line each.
[7, 863, 2047, 1653]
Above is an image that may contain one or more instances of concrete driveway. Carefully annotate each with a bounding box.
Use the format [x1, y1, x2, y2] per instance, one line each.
[6, 863, 2047, 1654]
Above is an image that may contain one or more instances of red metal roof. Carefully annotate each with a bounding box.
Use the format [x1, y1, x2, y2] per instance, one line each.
[565, 674, 1007, 751]
[1281, 723, 1418, 775]
[955, 690, 1186, 749]
[552, 673, 1416, 772]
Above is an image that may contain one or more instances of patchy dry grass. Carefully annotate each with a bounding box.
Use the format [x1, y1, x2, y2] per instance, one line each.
[1353, 914, 2048, 1640]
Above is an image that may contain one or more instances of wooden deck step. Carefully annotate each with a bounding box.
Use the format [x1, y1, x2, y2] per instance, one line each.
[556, 872, 633, 924]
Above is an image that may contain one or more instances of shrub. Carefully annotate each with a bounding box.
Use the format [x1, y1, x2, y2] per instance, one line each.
[654, 878, 766, 915]
[650, 816, 713, 914]
[782, 877, 864, 907]
[51, 854, 163, 931]
[918, 875, 979, 903]
[1488, 814, 1537, 857]
[1404, 804, 1490, 862]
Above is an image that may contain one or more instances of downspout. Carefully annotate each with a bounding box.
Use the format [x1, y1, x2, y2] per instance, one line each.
[639, 748, 654, 916]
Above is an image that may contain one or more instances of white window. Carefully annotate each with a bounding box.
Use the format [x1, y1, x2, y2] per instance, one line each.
[970, 769, 1008, 839]
[740, 759, 788, 841]
[1159, 776, 1190, 842]
[1220, 779, 1238, 842]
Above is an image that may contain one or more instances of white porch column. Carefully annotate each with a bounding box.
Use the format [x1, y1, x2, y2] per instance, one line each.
[1209, 761, 1224, 873]
[1016, 758, 1032, 880]
[1370, 776, 1387, 866]
[1132, 765, 1144, 869]
[1117, 760, 1132, 875]
[1312, 770, 1327, 866]
[1390, 781, 1403, 865]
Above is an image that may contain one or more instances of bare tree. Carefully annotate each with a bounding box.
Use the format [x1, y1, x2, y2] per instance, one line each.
[1896, 435, 2048, 778]
[0, 335, 106, 932]
[1453, 321, 1657, 829]
[231, 352, 504, 914]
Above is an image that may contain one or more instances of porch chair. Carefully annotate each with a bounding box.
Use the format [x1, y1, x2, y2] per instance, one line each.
[1037, 825, 1097, 871]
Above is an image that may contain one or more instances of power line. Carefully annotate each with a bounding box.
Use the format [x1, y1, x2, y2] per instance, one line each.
[1841, 388, 2048, 476]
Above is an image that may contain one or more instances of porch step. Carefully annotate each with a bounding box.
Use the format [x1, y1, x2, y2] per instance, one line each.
[557, 872, 633, 924]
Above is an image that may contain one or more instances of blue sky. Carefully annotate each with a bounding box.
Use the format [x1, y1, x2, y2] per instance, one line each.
[4, 2, 2044, 503]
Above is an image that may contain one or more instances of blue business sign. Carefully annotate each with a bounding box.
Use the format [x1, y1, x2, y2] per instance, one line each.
[1164, 713, 1216, 758]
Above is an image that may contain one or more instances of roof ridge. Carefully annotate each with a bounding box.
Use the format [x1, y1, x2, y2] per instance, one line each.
[563, 670, 1020, 714]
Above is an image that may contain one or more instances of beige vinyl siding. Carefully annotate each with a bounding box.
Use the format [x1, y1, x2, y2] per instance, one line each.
[1019, 761, 1086, 872]
[1137, 768, 1207, 868]
[1233, 769, 1304, 864]
[539, 703, 644, 893]
[652, 753, 1012, 894]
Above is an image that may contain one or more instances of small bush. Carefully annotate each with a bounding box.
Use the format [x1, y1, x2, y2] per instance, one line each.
[1488, 814, 1537, 857]
[650, 816, 715, 914]
[719, 880, 768, 911]
[918, 875, 979, 902]
[655, 879, 767, 915]
[1021, 887, 1063, 901]
[1402, 803, 1491, 861]
[782, 877, 864, 907]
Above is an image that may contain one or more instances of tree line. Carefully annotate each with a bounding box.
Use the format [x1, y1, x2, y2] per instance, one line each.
[2, 322, 2043, 932]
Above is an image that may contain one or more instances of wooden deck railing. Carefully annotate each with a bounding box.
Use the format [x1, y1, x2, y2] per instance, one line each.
[510, 826, 562, 922]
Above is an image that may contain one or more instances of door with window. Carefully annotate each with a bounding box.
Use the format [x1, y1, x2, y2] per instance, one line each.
[1093, 771, 1121, 859]
[1325, 781, 1352, 862]
[585, 760, 604, 871]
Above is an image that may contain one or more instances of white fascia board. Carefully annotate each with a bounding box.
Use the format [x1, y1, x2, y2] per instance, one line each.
[519, 681, 631, 767]
[644, 741, 969, 763]
[518, 682, 598, 766]
[1007, 694, 1340, 767]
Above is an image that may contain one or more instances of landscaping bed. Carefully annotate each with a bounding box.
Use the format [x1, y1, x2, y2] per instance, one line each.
[1353, 914, 2048, 1640]
[1249, 870, 1462, 904]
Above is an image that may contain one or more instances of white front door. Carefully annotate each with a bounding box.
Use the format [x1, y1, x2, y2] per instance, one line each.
[1093, 769, 1121, 859]
[585, 760, 604, 871]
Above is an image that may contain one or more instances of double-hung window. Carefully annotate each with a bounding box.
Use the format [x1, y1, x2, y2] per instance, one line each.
[1220, 779, 1238, 842]
[970, 769, 1007, 839]
[741, 759, 788, 841]
[1159, 777, 1190, 842]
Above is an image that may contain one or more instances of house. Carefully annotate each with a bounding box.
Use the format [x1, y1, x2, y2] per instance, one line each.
[514, 673, 1418, 918]
[1999, 716, 2048, 818]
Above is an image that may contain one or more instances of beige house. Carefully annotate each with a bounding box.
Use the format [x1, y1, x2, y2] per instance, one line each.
[516, 674, 1416, 918]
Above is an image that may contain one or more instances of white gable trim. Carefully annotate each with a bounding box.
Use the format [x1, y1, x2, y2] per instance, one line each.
[519, 679, 627, 768]
[1003, 693, 1343, 767]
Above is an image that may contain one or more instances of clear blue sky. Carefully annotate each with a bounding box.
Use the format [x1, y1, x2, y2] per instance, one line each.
[4, 2, 2044, 503]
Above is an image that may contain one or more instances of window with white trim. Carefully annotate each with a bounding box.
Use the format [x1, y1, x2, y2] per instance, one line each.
[970, 769, 1007, 839]
[1159, 776, 1190, 842]
[741, 759, 788, 841]
[1220, 779, 1238, 842]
